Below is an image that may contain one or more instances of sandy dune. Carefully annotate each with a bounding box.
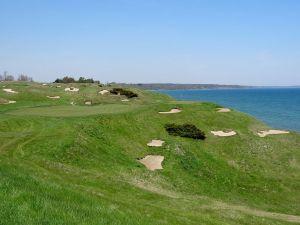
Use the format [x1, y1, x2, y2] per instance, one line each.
[139, 155, 164, 171]
[211, 130, 237, 137]
[147, 139, 165, 147]
[65, 87, 79, 92]
[47, 96, 60, 99]
[99, 90, 109, 95]
[257, 130, 290, 137]
[159, 108, 182, 114]
[217, 108, 231, 112]
[3, 88, 18, 93]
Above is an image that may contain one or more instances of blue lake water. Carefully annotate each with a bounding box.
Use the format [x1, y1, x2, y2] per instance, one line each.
[158, 88, 300, 132]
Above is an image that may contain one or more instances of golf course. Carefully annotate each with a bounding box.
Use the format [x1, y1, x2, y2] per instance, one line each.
[0, 81, 299, 225]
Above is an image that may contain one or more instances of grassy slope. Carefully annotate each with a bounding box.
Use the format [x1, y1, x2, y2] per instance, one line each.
[0, 81, 300, 225]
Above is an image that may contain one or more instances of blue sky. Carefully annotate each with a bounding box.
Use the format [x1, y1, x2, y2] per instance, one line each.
[0, 0, 299, 85]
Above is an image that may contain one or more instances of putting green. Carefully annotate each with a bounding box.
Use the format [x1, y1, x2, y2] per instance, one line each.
[7, 104, 141, 117]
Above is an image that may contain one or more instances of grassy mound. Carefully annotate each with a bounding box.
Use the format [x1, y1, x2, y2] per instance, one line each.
[165, 123, 206, 139]
[110, 88, 138, 98]
[0, 81, 299, 225]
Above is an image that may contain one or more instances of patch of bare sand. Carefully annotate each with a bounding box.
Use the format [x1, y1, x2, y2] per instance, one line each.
[99, 90, 109, 95]
[139, 155, 164, 171]
[257, 130, 289, 137]
[65, 87, 79, 92]
[3, 88, 18, 93]
[211, 130, 237, 137]
[47, 96, 60, 99]
[217, 108, 231, 112]
[0, 98, 16, 104]
[159, 108, 182, 114]
[147, 139, 165, 147]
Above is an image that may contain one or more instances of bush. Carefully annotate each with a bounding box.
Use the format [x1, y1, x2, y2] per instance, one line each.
[165, 123, 206, 140]
[54, 76, 100, 84]
[110, 88, 138, 98]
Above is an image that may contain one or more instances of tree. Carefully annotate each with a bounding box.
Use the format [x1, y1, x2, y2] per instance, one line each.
[62, 76, 75, 83]
[18, 74, 33, 82]
[5, 75, 14, 81]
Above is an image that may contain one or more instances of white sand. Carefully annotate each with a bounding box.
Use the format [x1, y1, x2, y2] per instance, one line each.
[3, 88, 18, 93]
[147, 139, 165, 147]
[217, 108, 231, 112]
[85, 101, 92, 105]
[139, 155, 164, 171]
[65, 87, 79, 92]
[47, 96, 60, 99]
[257, 130, 290, 137]
[121, 99, 129, 102]
[211, 130, 237, 137]
[99, 90, 109, 95]
[159, 108, 182, 114]
[0, 100, 16, 104]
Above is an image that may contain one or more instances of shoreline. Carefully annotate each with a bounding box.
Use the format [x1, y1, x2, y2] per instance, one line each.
[155, 88, 300, 133]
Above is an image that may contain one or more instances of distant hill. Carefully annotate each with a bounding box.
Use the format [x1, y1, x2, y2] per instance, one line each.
[120, 83, 249, 90]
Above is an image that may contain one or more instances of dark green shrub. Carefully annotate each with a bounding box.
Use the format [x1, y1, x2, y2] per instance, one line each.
[165, 123, 206, 140]
[110, 88, 138, 98]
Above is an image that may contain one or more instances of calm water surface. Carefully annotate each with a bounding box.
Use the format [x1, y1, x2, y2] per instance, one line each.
[158, 88, 300, 132]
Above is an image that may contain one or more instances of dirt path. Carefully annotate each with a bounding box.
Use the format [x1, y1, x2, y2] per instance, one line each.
[204, 201, 300, 224]
[130, 179, 300, 223]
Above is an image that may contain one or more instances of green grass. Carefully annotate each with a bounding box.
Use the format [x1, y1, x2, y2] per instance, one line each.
[0, 81, 300, 225]
[7, 104, 142, 117]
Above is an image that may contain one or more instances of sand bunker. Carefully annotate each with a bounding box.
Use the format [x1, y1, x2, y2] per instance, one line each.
[42, 83, 47, 86]
[99, 90, 109, 95]
[257, 130, 290, 137]
[121, 99, 129, 102]
[217, 108, 231, 112]
[139, 155, 164, 171]
[47, 96, 60, 99]
[159, 108, 182, 114]
[3, 89, 18, 94]
[147, 139, 165, 147]
[211, 130, 237, 137]
[65, 87, 79, 92]
[85, 101, 92, 105]
[0, 99, 16, 104]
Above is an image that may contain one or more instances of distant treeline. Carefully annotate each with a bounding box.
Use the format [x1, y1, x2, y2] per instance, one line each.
[0, 71, 33, 82]
[121, 83, 249, 90]
[54, 76, 100, 84]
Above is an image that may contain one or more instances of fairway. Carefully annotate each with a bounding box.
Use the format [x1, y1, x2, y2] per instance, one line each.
[6, 104, 141, 117]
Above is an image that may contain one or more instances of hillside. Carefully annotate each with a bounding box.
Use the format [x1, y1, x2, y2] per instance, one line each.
[0, 81, 300, 225]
